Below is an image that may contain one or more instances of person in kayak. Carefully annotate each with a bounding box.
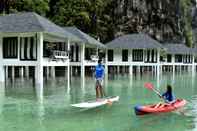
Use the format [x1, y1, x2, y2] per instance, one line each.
[155, 84, 176, 108]
[161, 84, 176, 103]
[95, 59, 105, 99]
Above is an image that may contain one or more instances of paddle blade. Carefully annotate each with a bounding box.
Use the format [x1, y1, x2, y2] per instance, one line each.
[144, 82, 154, 90]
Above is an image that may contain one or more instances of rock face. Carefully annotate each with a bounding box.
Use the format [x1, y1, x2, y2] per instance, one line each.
[109, 0, 184, 43]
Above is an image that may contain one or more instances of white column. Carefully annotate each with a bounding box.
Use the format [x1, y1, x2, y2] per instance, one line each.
[0, 66, 5, 82]
[0, 36, 5, 83]
[46, 66, 50, 79]
[70, 66, 73, 76]
[173, 65, 175, 74]
[157, 49, 160, 76]
[81, 44, 85, 78]
[11, 66, 15, 80]
[51, 66, 55, 78]
[67, 39, 70, 91]
[129, 65, 133, 75]
[5, 66, 8, 80]
[20, 66, 24, 78]
[17, 37, 20, 61]
[35, 32, 44, 85]
[172, 54, 175, 74]
[105, 49, 108, 75]
[192, 54, 194, 65]
[192, 55, 195, 76]
[0, 83, 5, 115]
[160, 65, 162, 75]
[25, 66, 29, 78]
[117, 66, 120, 74]
[129, 49, 133, 75]
[138, 66, 141, 74]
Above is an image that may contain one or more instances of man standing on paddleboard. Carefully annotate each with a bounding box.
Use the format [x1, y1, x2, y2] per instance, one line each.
[95, 59, 105, 99]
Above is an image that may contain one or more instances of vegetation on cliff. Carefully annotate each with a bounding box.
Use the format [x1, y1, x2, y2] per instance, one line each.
[0, 0, 196, 47]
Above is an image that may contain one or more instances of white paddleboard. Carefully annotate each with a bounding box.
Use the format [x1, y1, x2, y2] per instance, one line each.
[71, 96, 119, 108]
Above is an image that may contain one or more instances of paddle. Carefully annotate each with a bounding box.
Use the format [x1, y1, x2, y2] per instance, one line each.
[144, 82, 185, 115]
[144, 82, 163, 98]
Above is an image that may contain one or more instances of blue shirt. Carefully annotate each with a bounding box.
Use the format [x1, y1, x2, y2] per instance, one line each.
[95, 64, 104, 79]
[162, 91, 176, 103]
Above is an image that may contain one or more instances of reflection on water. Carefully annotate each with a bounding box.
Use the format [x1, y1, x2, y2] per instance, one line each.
[0, 73, 197, 131]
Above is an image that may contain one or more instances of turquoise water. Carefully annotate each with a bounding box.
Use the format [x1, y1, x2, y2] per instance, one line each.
[0, 73, 197, 131]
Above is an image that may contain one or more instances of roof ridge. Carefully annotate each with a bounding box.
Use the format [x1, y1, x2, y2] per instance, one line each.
[32, 13, 48, 32]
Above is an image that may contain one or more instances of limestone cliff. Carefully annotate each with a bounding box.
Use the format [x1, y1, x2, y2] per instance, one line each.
[105, 0, 195, 44]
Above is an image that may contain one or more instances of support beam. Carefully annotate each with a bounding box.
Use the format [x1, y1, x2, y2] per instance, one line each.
[67, 39, 70, 91]
[51, 66, 55, 79]
[0, 37, 5, 83]
[25, 66, 29, 79]
[129, 65, 133, 75]
[81, 44, 85, 78]
[157, 65, 160, 77]
[172, 65, 175, 74]
[20, 66, 24, 78]
[117, 66, 120, 74]
[35, 32, 43, 85]
[11, 66, 15, 80]
[46, 66, 50, 79]
[35, 65, 43, 85]
[157, 49, 160, 76]
[5, 66, 8, 80]
[105, 49, 108, 75]
[192, 55, 195, 76]
[0, 66, 5, 83]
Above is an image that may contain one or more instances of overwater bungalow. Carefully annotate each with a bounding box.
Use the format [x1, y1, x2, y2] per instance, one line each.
[0, 12, 80, 85]
[161, 43, 195, 73]
[64, 27, 106, 77]
[0, 12, 196, 86]
[105, 34, 163, 75]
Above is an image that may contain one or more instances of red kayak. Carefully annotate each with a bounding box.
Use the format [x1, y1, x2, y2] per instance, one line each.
[134, 99, 187, 115]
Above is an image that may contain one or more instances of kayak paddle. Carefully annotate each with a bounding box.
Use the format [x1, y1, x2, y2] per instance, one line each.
[144, 82, 162, 98]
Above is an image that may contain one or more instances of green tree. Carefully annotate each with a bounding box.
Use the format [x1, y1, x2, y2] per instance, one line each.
[0, 0, 49, 16]
[50, 0, 109, 40]
[51, 0, 91, 28]
[180, 0, 193, 47]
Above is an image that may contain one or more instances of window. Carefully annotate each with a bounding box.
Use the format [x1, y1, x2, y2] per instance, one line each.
[175, 55, 182, 63]
[70, 45, 74, 61]
[85, 48, 91, 60]
[122, 49, 128, 62]
[3, 37, 18, 58]
[132, 49, 143, 62]
[108, 50, 113, 61]
[20, 37, 37, 60]
[147, 50, 150, 62]
[151, 50, 154, 62]
[76, 45, 79, 62]
[167, 54, 172, 63]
